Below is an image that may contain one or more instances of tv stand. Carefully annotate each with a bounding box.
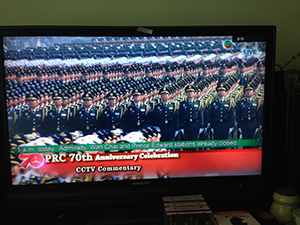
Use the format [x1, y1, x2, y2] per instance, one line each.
[4, 188, 279, 225]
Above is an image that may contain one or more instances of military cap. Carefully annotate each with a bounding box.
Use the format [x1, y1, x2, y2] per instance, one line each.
[10, 138, 24, 150]
[132, 89, 142, 96]
[82, 91, 94, 100]
[144, 128, 154, 139]
[159, 87, 170, 95]
[70, 130, 84, 140]
[24, 132, 41, 143]
[62, 92, 71, 99]
[107, 92, 117, 99]
[58, 131, 72, 143]
[92, 130, 106, 139]
[244, 84, 254, 91]
[217, 83, 227, 91]
[58, 70, 65, 76]
[10, 154, 22, 166]
[93, 133, 106, 143]
[101, 129, 114, 140]
[16, 72, 23, 78]
[185, 85, 195, 93]
[52, 93, 63, 100]
[11, 133, 27, 145]
[148, 125, 161, 136]
[111, 128, 124, 138]
[26, 93, 38, 101]
[48, 134, 64, 145]
[13, 92, 21, 99]
[142, 127, 153, 138]
[37, 72, 45, 77]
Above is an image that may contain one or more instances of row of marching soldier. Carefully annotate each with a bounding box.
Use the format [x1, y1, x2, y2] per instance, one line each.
[6, 58, 264, 143]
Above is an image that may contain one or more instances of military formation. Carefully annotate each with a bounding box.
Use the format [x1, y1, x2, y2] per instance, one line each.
[5, 36, 267, 184]
[5, 36, 265, 148]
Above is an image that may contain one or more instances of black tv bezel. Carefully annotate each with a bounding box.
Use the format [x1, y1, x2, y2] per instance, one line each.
[0, 25, 276, 212]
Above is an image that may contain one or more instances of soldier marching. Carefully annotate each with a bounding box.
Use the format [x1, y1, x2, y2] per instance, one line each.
[5, 36, 265, 147]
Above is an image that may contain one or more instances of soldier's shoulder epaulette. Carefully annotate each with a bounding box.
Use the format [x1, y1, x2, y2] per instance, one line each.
[252, 96, 260, 101]
[77, 107, 85, 113]
[240, 97, 248, 102]
[156, 101, 163, 106]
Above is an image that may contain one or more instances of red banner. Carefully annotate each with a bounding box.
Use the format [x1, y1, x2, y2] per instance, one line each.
[19, 149, 262, 181]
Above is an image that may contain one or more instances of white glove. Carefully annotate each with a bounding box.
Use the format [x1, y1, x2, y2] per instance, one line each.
[180, 129, 185, 135]
[199, 128, 204, 134]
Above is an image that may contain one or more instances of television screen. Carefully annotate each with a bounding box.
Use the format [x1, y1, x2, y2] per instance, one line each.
[0, 26, 275, 212]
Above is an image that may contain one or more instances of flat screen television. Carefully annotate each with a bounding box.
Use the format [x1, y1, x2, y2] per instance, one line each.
[0, 26, 276, 222]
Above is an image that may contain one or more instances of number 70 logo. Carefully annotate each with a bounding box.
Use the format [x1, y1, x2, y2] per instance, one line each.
[18, 153, 44, 169]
